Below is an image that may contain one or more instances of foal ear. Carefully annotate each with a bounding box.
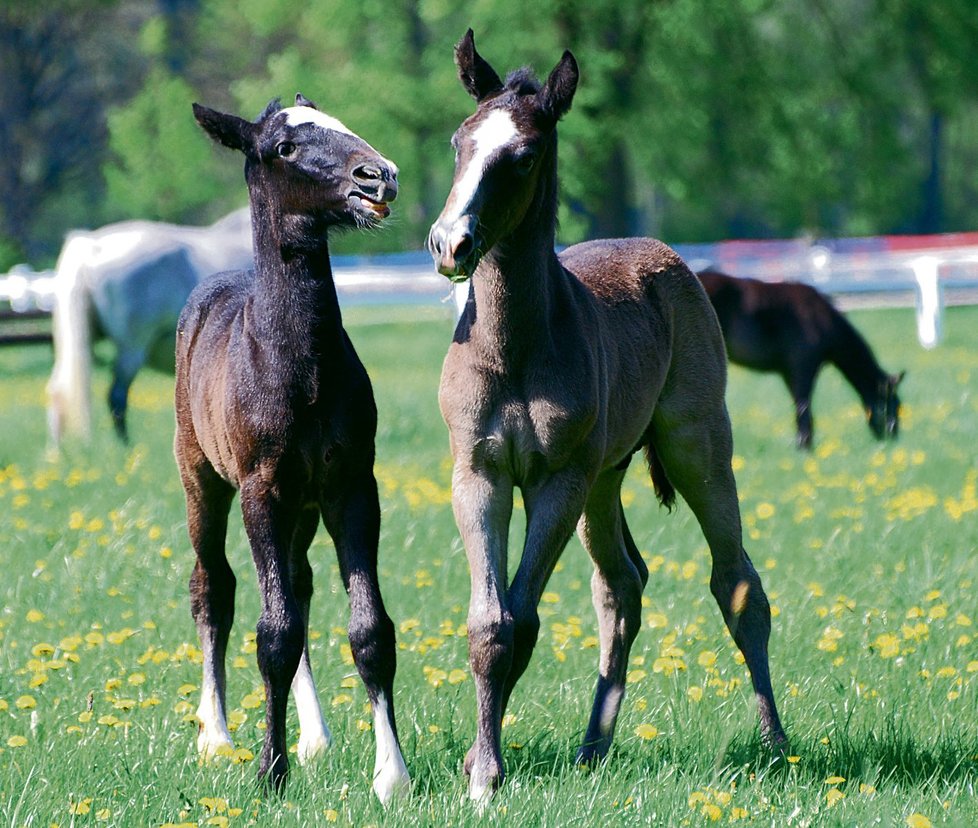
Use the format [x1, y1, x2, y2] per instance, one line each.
[192, 103, 257, 154]
[539, 50, 579, 123]
[295, 92, 319, 109]
[455, 28, 503, 101]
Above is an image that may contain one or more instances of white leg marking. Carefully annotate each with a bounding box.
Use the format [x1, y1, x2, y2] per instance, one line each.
[292, 653, 332, 764]
[196, 673, 233, 759]
[371, 693, 411, 805]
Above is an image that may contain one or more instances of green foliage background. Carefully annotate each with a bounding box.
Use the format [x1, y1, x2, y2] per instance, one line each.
[2, 0, 978, 267]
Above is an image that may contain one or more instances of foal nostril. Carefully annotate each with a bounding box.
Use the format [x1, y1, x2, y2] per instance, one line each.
[353, 164, 382, 183]
[453, 233, 475, 263]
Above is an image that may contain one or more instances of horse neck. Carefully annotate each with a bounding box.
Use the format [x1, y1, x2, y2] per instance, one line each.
[827, 313, 887, 405]
[467, 159, 564, 363]
[248, 198, 345, 359]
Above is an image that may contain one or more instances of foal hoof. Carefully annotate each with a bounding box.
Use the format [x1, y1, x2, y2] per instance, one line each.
[373, 757, 411, 806]
[296, 729, 332, 765]
[258, 753, 290, 794]
[468, 765, 502, 804]
[197, 728, 234, 762]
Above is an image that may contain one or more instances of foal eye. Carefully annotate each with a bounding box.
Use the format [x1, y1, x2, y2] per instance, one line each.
[276, 141, 297, 158]
[514, 154, 536, 175]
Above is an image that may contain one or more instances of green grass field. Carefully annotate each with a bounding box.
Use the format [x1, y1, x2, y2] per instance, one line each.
[0, 304, 976, 826]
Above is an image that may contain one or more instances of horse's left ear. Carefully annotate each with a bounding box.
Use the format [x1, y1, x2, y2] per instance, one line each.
[295, 92, 318, 109]
[193, 103, 257, 155]
[455, 29, 503, 102]
[538, 50, 579, 123]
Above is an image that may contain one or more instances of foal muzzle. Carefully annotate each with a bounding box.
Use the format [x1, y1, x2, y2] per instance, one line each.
[428, 214, 481, 282]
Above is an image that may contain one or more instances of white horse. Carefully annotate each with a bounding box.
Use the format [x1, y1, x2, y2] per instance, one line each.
[46, 209, 253, 444]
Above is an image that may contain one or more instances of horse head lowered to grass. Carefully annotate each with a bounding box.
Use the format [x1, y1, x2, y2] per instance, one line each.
[697, 269, 904, 449]
[175, 94, 409, 802]
[428, 30, 786, 801]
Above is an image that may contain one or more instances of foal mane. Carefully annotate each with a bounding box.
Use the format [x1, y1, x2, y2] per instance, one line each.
[503, 68, 542, 96]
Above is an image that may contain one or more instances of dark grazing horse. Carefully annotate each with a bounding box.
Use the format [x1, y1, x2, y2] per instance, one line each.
[427, 31, 785, 800]
[175, 95, 410, 802]
[697, 269, 904, 449]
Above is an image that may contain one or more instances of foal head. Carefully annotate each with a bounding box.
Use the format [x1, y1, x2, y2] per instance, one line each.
[868, 371, 905, 440]
[428, 30, 578, 281]
[193, 94, 398, 236]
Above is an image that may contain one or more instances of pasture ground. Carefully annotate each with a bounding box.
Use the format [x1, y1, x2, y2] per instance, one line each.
[0, 304, 976, 826]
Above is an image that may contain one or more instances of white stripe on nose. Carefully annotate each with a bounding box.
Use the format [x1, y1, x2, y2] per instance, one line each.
[448, 109, 518, 217]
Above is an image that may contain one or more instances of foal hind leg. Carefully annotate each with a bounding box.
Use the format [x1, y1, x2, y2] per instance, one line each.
[650, 408, 786, 747]
[575, 467, 646, 765]
[322, 471, 409, 805]
[179, 453, 236, 760]
[288, 506, 333, 765]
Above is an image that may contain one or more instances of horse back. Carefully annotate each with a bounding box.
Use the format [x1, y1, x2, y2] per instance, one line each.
[698, 269, 842, 371]
[558, 237, 728, 450]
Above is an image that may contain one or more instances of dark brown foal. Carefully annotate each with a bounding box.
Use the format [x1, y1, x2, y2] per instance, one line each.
[175, 95, 409, 802]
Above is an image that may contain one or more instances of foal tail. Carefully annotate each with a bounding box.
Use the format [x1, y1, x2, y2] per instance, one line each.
[644, 442, 676, 511]
[47, 233, 95, 447]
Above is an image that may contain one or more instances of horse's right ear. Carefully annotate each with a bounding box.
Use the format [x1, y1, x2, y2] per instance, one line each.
[192, 103, 256, 154]
[455, 29, 503, 102]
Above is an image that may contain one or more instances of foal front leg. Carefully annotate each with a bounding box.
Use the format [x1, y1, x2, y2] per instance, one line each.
[288, 506, 333, 765]
[452, 466, 514, 801]
[240, 480, 306, 790]
[322, 471, 410, 805]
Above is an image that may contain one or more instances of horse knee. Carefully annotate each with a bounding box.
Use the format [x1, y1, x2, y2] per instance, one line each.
[348, 609, 396, 687]
[467, 613, 515, 682]
[256, 611, 304, 681]
[189, 563, 236, 629]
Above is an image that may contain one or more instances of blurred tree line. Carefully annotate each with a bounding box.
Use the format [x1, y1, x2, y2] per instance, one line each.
[2, 0, 978, 268]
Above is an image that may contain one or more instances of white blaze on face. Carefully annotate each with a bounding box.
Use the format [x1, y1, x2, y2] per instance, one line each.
[447, 108, 519, 219]
[282, 106, 355, 136]
[281, 106, 399, 177]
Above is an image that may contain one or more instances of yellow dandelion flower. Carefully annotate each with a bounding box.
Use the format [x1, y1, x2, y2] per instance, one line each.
[448, 669, 467, 685]
[240, 693, 262, 710]
[31, 642, 55, 657]
[26, 609, 44, 623]
[756, 502, 775, 520]
[231, 747, 254, 764]
[541, 591, 560, 604]
[69, 798, 93, 815]
[626, 669, 646, 684]
[634, 723, 658, 740]
[906, 815, 932, 828]
[331, 694, 353, 706]
[325, 810, 339, 823]
[824, 775, 846, 785]
[7, 735, 28, 748]
[787, 755, 801, 764]
[15, 695, 36, 710]
[687, 686, 704, 702]
[825, 788, 845, 806]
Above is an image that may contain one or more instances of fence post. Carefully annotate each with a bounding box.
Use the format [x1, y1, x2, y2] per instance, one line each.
[911, 256, 943, 349]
